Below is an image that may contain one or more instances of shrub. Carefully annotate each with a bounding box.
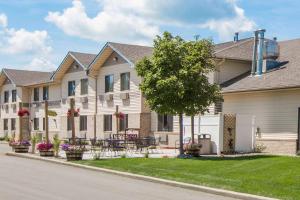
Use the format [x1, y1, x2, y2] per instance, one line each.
[53, 134, 61, 157]
[254, 143, 267, 153]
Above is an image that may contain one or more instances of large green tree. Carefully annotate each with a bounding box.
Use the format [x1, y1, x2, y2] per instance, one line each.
[136, 32, 221, 155]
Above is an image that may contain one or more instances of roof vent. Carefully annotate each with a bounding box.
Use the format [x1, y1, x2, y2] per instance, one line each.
[234, 32, 239, 42]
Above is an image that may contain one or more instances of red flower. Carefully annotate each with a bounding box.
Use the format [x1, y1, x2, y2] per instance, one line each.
[67, 108, 80, 117]
[114, 112, 125, 120]
[18, 109, 30, 117]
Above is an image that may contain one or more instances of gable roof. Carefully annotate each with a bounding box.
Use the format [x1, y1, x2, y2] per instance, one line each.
[69, 51, 97, 68]
[51, 51, 96, 81]
[107, 42, 153, 64]
[222, 38, 300, 93]
[1, 68, 53, 86]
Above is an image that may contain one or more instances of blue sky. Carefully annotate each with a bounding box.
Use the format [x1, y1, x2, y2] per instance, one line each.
[0, 0, 299, 71]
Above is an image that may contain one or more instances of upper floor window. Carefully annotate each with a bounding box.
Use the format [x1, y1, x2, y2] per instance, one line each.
[4, 91, 9, 103]
[105, 75, 114, 93]
[119, 114, 128, 131]
[157, 114, 173, 132]
[80, 79, 88, 95]
[11, 90, 17, 102]
[120, 72, 130, 91]
[43, 86, 49, 101]
[33, 88, 39, 102]
[80, 115, 87, 131]
[68, 81, 76, 96]
[104, 115, 112, 131]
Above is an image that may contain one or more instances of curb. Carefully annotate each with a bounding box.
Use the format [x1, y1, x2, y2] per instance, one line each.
[6, 152, 278, 200]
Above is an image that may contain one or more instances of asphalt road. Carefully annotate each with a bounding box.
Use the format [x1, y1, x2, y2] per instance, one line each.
[0, 144, 239, 200]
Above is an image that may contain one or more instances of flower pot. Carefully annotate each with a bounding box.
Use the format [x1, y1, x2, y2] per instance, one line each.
[14, 145, 29, 153]
[66, 151, 83, 161]
[39, 150, 54, 157]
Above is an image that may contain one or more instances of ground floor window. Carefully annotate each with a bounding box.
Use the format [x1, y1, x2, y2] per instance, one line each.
[119, 114, 128, 131]
[33, 118, 39, 130]
[67, 117, 72, 131]
[11, 118, 16, 131]
[80, 115, 87, 131]
[3, 119, 8, 130]
[104, 115, 112, 131]
[157, 114, 173, 132]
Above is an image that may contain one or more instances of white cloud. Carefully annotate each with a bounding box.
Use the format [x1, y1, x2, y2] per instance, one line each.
[45, 0, 159, 45]
[200, 3, 256, 41]
[0, 13, 7, 27]
[46, 0, 255, 43]
[28, 57, 56, 71]
[0, 13, 54, 71]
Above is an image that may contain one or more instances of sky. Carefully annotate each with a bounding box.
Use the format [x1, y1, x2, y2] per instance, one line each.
[0, 0, 299, 72]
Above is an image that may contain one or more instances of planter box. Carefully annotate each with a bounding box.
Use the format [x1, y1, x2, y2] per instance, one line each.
[39, 150, 54, 157]
[14, 145, 29, 153]
[66, 151, 83, 161]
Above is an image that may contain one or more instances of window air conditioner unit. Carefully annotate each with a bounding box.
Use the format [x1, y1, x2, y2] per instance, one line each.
[11, 104, 17, 109]
[32, 103, 37, 108]
[80, 96, 88, 103]
[120, 92, 130, 100]
[104, 94, 113, 101]
[98, 95, 104, 101]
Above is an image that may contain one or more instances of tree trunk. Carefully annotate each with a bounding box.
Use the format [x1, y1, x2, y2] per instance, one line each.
[19, 102, 23, 141]
[179, 113, 184, 155]
[191, 115, 194, 144]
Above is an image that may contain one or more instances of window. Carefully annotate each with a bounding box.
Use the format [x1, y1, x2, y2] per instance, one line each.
[4, 91, 9, 103]
[33, 88, 39, 101]
[119, 114, 128, 131]
[80, 79, 88, 95]
[80, 115, 87, 131]
[3, 119, 8, 130]
[43, 86, 49, 100]
[105, 75, 114, 93]
[12, 90, 17, 102]
[68, 81, 76, 96]
[157, 114, 173, 132]
[120, 72, 130, 91]
[43, 118, 45, 131]
[104, 115, 112, 131]
[67, 118, 72, 131]
[33, 118, 39, 130]
[11, 118, 16, 131]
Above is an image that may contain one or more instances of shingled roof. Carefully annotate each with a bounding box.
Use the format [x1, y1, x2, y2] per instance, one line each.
[69, 51, 97, 68]
[107, 42, 153, 64]
[2, 68, 53, 86]
[222, 38, 300, 93]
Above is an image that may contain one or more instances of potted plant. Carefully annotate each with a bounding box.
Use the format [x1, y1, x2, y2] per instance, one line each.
[11, 140, 31, 153]
[62, 143, 85, 161]
[185, 143, 202, 157]
[37, 142, 54, 156]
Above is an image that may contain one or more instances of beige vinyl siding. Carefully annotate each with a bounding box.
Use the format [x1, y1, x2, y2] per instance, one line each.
[216, 60, 251, 84]
[97, 62, 141, 114]
[223, 89, 300, 138]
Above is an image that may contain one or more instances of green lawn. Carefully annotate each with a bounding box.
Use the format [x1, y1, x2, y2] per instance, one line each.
[75, 155, 300, 200]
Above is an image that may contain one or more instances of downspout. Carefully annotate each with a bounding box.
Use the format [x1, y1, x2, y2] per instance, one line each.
[251, 31, 259, 76]
[256, 29, 266, 75]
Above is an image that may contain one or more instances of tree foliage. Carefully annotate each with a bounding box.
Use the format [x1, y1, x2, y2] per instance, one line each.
[136, 32, 222, 116]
